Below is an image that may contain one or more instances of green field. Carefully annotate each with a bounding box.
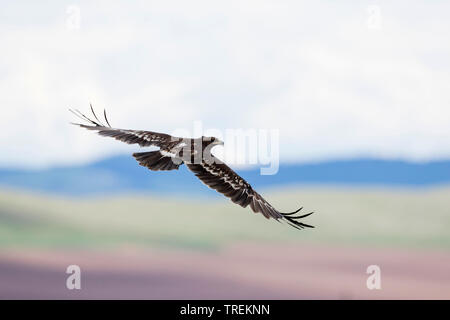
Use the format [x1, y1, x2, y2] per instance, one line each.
[1, 186, 449, 250]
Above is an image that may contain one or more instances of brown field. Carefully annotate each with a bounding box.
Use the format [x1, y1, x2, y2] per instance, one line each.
[1, 243, 449, 299]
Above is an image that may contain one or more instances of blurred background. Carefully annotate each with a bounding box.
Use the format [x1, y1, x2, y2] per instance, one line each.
[1, 0, 450, 299]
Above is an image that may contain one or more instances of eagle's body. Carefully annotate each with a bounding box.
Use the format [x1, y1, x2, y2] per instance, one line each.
[70, 107, 314, 229]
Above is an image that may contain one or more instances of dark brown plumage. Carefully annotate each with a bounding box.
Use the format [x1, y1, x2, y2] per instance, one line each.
[70, 106, 314, 230]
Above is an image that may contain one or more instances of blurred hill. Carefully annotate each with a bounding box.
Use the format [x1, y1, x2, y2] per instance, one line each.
[1, 156, 450, 196]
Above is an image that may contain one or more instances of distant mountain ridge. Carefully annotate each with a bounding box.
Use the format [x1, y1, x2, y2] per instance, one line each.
[1, 156, 450, 196]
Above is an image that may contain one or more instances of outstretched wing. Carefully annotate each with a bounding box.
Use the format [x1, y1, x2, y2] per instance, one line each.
[70, 106, 176, 148]
[186, 157, 314, 229]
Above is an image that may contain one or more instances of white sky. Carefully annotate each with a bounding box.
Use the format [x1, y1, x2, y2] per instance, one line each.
[1, 1, 450, 168]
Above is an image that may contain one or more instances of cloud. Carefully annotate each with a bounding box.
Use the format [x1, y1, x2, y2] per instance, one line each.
[1, 0, 450, 168]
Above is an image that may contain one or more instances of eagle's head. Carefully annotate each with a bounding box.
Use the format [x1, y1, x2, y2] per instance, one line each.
[203, 136, 224, 147]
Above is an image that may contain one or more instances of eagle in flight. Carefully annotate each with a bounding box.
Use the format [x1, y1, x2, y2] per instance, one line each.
[70, 106, 314, 230]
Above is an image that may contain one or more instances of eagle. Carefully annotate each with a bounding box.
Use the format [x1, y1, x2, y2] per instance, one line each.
[70, 106, 314, 230]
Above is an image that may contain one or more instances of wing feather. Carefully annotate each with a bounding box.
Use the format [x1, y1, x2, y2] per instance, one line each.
[186, 159, 314, 229]
[70, 108, 176, 148]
